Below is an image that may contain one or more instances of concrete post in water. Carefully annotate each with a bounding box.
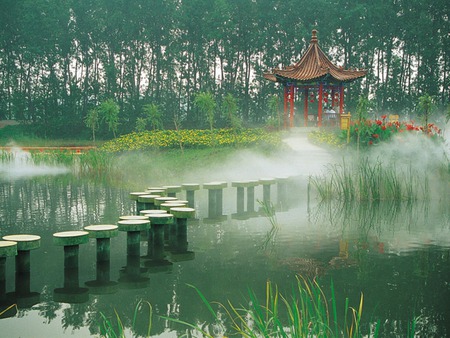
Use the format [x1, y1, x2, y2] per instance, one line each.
[163, 185, 182, 198]
[83, 225, 119, 294]
[53, 231, 89, 269]
[204, 182, 227, 218]
[182, 183, 201, 208]
[0, 241, 17, 302]
[259, 178, 276, 205]
[231, 181, 248, 214]
[245, 180, 259, 214]
[137, 194, 161, 211]
[144, 214, 174, 270]
[53, 231, 90, 303]
[129, 192, 151, 214]
[275, 176, 289, 209]
[2, 234, 40, 273]
[154, 196, 178, 209]
[117, 219, 150, 257]
[169, 207, 195, 261]
[83, 225, 118, 262]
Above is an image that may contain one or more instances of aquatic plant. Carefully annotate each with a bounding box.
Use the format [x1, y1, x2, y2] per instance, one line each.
[100, 128, 281, 152]
[309, 157, 432, 202]
[99, 300, 152, 338]
[164, 276, 374, 337]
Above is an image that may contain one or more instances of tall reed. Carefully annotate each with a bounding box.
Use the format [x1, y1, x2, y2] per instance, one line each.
[309, 157, 431, 202]
[165, 276, 377, 337]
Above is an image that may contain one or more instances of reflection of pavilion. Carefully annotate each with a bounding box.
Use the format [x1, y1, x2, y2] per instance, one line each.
[264, 29, 366, 128]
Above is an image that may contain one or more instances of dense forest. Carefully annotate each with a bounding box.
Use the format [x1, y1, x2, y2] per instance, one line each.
[0, 0, 448, 137]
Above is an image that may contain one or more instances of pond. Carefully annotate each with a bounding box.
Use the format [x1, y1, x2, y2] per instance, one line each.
[0, 165, 449, 337]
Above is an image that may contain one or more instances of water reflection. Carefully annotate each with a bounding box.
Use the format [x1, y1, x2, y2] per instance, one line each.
[0, 174, 449, 336]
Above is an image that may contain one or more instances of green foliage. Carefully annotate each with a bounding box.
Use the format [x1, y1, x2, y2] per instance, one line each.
[309, 157, 432, 202]
[267, 95, 282, 130]
[342, 116, 443, 148]
[221, 93, 241, 129]
[100, 128, 281, 152]
[194, 92, 216, 130]
[164, 277, 375, 337]
[141, 103, 163, 131]
[417, 94, 435, 130]
[84, 107, 100, 142]
[98, 99, 120, 138]
[99, 300, 152, 338]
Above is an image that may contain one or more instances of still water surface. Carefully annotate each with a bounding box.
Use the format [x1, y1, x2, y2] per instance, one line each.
[0, 174, 449, 337]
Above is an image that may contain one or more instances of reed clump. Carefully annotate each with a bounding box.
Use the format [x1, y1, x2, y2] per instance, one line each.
[164, 276, 373, 337]
[309, 157, 432, 202]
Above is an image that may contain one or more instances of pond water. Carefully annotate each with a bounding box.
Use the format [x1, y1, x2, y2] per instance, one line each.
[0, 169, 449, 337]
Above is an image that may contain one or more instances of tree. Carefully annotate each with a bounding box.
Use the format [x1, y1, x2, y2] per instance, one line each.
[99, 99, 120, 138]
[142, 103, 163, 130]
[194, 92, 216, 130]
[417, 94, 435, 133]
[84, 107, 100, 142]
[222, 93, 241, 129]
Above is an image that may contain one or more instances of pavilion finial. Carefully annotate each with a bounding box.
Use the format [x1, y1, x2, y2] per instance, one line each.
[311, 29, 318, 43]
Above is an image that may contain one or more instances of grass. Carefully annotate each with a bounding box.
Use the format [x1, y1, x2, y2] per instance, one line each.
[309, 157, 434, 202]
[162, 276, 376, 338]
[99, 300, 152, 338]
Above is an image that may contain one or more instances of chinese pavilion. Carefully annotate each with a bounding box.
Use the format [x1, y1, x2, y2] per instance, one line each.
[264, 29, 367, 128]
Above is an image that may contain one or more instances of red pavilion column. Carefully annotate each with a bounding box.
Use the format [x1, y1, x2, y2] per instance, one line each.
[283, 85, 288, 129]
[339, 84, 344, 114]
[303, 87, 309, 127]
[289, 84, 295, 128]
[318, 82, 323, 127]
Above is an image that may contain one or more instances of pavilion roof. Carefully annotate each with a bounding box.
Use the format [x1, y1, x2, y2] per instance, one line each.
[264, 30, 367, 84]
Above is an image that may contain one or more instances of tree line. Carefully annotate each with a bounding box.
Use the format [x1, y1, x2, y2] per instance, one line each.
[0, 0, 448, 138]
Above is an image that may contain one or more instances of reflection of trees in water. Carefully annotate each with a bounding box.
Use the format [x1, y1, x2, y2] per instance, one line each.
[0, 175, 133, 233]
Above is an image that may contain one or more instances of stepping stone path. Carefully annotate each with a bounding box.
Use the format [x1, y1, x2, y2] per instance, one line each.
[2, 234, 40, 273]
[53, 231, 89, 269]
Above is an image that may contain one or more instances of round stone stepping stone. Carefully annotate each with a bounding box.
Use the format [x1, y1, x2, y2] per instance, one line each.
[160, 202, 187, 211]
[53, 231, 89, 269]
[84, 225, 118, 239]
[154, 196, 178, 207]
[137, 194, 161, 204]
[163, 185, 182, 197]
[2, 234, 40, 251]
[146, 187, 167, 195]
[165, 199, 189, 205]
[0, 241, 17, 257]
[2, 234, 41, 273]
[117, 219, 150, 232]
[53, 231, 89, 246]
[119, 215, 149, 221]
[129, 192, 149, 201]
[146, 213, 174, 225]
[259, 177, 276, 185]
[140, 209, 168, 216]
[182, 183, 201, 190]
[203, 181, 228, 189]
[170, 207, 196, 219]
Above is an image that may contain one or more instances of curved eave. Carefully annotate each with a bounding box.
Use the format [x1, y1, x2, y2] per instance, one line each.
[273, 69, 367, 84]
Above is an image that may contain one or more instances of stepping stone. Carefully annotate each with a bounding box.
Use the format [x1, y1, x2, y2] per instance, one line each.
[2, 234, 40, 273]
[203, 182, 227, 218]
[259, 178, 276, 204]
[83, 225, 119, 294]
[160, 202, 187, 212]
[83, 225, 118, 262]
[129, 191, 150, 214]
[117, 219, 150, 256]
[119, 215, 149, 221]
[163, 185, 182, 197]
[137, 194, 161, 211]
[168, 208, 196, 262]
[275, 176, 290, 208]
[0, 241, 17, 258]
[154, 196, 178, 209]
[53, 231, 89, 269]
[144, 214, 174, 270]
[182, 183, 201, 208]
[146, 187, 167, 196]
[0, 241, 17, 285]
[140, 209, 168, 216]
